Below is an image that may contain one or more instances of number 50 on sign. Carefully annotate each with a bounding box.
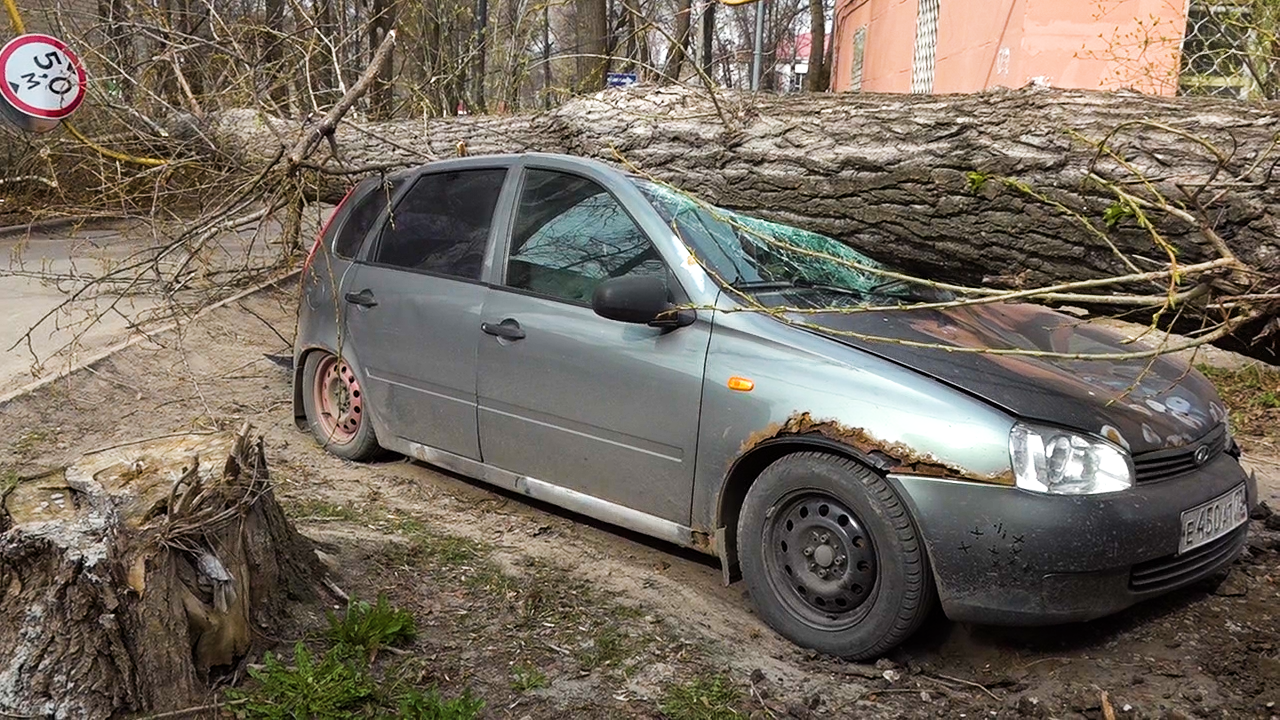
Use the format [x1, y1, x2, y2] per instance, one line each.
[1, 34, 87, 132]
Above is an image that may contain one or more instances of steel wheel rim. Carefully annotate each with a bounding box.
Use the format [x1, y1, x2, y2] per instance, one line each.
[313, 355, 363, 445]
[763, 490, 878, 630]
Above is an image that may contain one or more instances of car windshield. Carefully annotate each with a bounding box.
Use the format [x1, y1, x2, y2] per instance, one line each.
[635, 180, 947, 305]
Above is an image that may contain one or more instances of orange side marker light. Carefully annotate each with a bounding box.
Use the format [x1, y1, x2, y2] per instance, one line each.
[727, 376, 755, 392]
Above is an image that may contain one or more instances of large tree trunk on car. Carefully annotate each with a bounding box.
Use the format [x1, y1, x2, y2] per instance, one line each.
[0, 425, 321, 718]
[201, 86, 1280, 354]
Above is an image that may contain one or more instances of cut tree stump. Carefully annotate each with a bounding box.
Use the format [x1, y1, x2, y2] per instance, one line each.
[0, 425, 321, 719]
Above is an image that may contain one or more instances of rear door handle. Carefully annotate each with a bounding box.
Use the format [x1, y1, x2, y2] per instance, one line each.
[481, 319, 526, 340]
[344, 288, 378, 308]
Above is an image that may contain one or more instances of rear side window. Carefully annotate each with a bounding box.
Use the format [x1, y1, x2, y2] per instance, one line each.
[333, 176, 405, 259]
[371, 169, 507, 281]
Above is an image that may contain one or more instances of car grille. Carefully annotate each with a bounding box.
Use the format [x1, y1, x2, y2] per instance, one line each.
[1129, 525, 1246, 593]
[1132, 424, 1228, 484]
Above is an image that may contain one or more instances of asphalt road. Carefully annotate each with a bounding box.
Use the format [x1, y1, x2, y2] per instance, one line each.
[0, 210, 326, 391]
[0, 220, 161, 387]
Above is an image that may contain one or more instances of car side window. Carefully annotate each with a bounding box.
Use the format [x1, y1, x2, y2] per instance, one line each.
[371, 168, 507, 281]
[506, 169, 664, 304]
[333, 175, 406, 260]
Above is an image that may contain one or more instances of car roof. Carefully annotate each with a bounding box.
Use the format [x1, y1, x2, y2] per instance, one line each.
[405, 152, 628, 177]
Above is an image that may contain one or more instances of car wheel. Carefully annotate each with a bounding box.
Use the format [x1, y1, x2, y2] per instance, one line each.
[301, 351, 381, 461]
[737, 451, 935, 659]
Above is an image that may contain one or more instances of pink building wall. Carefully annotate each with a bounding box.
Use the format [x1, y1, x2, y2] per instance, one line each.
[832, 0, 1188, 95]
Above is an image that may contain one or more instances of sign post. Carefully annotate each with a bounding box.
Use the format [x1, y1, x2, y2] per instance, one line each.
[0, 33, 86, 133]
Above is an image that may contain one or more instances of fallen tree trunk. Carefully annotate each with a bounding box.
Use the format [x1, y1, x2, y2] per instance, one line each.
[203, 85, 1280, 355]
[0, 425, 320, 718]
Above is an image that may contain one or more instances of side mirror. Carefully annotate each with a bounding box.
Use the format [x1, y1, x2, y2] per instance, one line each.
[592, 275, 694, 328]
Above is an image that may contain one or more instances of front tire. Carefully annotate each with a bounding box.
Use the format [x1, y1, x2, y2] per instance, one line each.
[301, 351, 381, 461]
[737, 451, 935, 659]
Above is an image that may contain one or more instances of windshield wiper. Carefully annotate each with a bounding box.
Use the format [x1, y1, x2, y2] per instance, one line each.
[731, 279, 866, 297]
[729, 280, 796, 291]
[791, 279, 864, 296]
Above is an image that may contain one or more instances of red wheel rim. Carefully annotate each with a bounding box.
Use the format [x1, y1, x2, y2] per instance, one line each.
[313, 355, 363, 444]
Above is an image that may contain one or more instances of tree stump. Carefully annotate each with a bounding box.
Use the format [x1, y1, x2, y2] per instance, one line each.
[0, 425, 321, 718]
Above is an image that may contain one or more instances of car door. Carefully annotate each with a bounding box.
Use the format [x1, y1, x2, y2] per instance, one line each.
[476, 166, 712, 524]
[343, 165, 510, 460]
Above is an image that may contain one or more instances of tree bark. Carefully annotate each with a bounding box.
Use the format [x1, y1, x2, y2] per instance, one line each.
[202, 86, 1280, 350]
[0, 426, 321, 718]
[663, 0, 693, 81]
[369, 0, 397, 118]
[806, 0, 828, 91]
[577, 0, 609, 92]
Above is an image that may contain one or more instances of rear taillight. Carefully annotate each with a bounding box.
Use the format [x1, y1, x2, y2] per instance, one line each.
[303, 184, 358, 274]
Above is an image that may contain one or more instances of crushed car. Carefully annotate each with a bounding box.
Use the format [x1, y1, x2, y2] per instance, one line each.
[293, 152, 1258, 659]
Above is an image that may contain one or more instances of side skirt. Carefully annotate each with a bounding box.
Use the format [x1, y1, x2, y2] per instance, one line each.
[386, 436, 706, 554]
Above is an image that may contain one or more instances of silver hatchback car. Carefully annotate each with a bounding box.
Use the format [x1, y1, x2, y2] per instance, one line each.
[294, 153, 1258, 659]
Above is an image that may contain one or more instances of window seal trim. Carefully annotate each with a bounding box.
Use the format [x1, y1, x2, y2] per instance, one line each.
[499, 166, 675, 305]
[366, 166, 510, 283]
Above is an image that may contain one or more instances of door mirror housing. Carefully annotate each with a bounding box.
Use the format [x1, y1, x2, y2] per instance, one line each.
[592, 275, 694, 328]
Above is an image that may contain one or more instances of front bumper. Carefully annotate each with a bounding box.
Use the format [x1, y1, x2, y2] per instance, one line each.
[890, 453, 1257, 626]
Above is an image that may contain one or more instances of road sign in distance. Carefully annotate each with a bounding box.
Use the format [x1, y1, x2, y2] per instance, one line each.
[1, 33, 87, 132]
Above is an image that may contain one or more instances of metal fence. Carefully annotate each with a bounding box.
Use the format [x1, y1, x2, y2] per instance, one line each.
[1179, 0, 1280, 100]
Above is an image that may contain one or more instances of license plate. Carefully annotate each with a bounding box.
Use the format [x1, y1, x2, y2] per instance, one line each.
[1179, 483, 1248, 554]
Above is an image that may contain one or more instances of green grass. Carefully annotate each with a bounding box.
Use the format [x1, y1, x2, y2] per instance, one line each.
[228, 642, 377, 720]
[659, 676, 744, 720]
[228, 598, 482, 720]
[326, 595, 417, 657]
[510, 664, 548, 692]
[1196, 362, 1280, 436]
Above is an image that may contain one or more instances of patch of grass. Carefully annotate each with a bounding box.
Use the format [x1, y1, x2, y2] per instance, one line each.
[326, 594, 417, 656]
[394, 687, 485, 719]
[287, 499, 365, 522]
[660, 675, 744, 720]
[576, 626, 635, 671]
[228, 642, 376, 719]
[229, 598, 483, 720]
[1196, 362, 1280, 436]
[510, 664, 548, 692]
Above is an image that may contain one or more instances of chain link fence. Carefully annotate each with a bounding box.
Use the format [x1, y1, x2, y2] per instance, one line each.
[1179, 0, 1280, 100]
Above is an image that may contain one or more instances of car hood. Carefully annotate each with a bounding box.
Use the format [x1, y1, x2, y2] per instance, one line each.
[794, 301, 1227, 455]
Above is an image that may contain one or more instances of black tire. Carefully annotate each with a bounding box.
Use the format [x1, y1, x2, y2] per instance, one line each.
[301, 351, 381, 461]
[737, 451, 935, 659]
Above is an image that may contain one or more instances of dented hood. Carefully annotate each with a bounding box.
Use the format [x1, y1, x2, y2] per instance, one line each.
[798, 301, 1227, 455]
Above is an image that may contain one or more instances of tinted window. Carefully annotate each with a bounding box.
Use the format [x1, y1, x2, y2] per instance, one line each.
[372, 168, 507, 280]
[333, 175, 406, 259]
[506, 170, 662, 304]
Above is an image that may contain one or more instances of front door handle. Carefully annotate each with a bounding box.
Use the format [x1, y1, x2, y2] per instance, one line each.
[344, 288, 378, 308]
[481, 318, 526, 341]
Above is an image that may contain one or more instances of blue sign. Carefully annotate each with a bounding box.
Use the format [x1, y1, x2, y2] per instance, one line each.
[607, 72, 638, 88]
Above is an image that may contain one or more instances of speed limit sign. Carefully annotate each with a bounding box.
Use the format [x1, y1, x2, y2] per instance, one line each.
[0, 34, 86, 131]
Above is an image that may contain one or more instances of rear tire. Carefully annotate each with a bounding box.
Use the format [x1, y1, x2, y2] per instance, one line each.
[737, 451, 935, 659]
[301, 351, 381, 461]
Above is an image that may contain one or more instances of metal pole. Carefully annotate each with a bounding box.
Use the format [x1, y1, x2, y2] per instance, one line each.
[750, 0, 765, 90]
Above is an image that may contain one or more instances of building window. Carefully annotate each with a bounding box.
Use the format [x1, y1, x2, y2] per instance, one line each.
[911, 0, 940, 93]
[850, 26, 868, 91]
[1179, 0, 1277, 100]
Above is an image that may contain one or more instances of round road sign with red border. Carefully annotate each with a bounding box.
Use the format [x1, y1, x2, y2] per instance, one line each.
[0, 34, 87, 120]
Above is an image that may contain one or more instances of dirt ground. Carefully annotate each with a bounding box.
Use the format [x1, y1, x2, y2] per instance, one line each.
[2, 284, 1279, 720]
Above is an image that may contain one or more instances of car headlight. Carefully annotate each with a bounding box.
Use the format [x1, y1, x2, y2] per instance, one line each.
[1009, 422, 1133, 495]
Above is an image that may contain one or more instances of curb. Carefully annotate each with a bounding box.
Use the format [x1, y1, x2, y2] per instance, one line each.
[0, 214, 131, 239]
[0, 269, 300, 408]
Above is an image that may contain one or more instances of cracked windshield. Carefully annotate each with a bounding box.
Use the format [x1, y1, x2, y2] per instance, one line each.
[636, 181, 948, 306]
